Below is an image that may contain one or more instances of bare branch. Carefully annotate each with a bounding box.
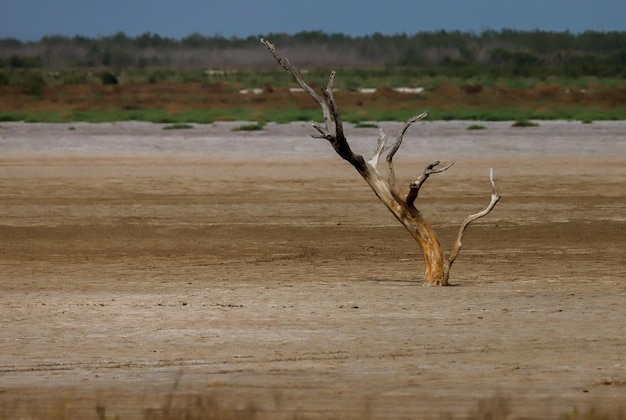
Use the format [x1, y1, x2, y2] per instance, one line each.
[386, 112, 429, 189]
[312, 123, 329, 139]
[406, 161, 454, 207]
[261, 38, 366, 173]
[448, 168, 501, 267]
[260, 38, 334, 138]
[322, 73, 345, 143]
[367, 129, 389, 169]
[386, 112, 429, 164]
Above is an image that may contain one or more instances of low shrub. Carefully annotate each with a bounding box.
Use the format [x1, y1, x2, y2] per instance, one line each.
[21, 73, 45, 97]
[232, 122, 266, 131]
[99, 71, 118, 85]
[467, 124, 487, 130]
[355, 122, 379, 128]
[512, 119, 539, 127]
[163, 123, 194, 130]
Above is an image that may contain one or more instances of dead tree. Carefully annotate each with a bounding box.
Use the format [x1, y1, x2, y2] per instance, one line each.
[261, 39, 500, 286]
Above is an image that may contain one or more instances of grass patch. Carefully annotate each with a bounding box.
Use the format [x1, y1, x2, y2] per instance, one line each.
[467, 124, 487, 130]
[252, 109, 320, 124]
[232, 122, 266, 131]
[512, 119, 539, 127]
[0, 112, 28, 122]
[354, 122, 380, 128]
[163, 123, 194, 130]
[2, 392, 624, 419]
[1, 107, 624, 124]
[0, 69, 625, 124]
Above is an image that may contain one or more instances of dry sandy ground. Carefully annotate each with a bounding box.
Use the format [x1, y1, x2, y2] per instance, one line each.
[0, 121, 625, 419]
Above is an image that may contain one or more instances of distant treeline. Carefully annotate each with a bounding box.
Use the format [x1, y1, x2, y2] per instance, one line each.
[1, 30, 625, 77]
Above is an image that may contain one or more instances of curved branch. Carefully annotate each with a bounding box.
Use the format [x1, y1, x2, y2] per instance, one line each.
[448, 168, 501, 268]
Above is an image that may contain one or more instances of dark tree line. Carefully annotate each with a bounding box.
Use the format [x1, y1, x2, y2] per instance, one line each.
[0, 30, 624, 77]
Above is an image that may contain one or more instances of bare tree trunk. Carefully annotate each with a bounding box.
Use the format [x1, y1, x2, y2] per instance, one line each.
[261, 39, 500, 286]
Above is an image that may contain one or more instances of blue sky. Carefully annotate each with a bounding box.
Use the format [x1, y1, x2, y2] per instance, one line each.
[2, 0, 624, 41]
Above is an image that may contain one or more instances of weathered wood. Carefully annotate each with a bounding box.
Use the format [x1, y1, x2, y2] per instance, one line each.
[448, 168, 501, 270]
[260, 38, 501, 286]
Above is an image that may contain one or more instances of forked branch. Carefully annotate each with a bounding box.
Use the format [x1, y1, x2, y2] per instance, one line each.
[406, 160, 454, 208]
[386, 113, 429, 190]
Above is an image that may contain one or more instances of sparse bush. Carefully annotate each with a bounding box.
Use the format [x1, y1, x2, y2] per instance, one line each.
[163, 123, 194, 130]
[461, 84, 484, 94]
[355, 122, 379, 128]
[8, 55, 42, 68]
[180, 70, 206, 84]
[467, 124, 487, 130]
[512, 119, 539, 127]
[232, 122, 266, 131]
[148, 70, 169, 84]
[21, 73, 45, 97]
[99, 71, 118, 85]
[0, 112, 26, 122]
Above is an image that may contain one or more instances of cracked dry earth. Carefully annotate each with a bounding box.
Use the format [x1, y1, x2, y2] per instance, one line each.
[0, 121, 625, 419]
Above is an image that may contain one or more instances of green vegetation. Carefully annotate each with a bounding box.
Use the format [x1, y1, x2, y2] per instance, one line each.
[2, 30, 624, 79]
[0, 105, 623, 124]
[162, 123, 194, 130]
[467, 124, 487, 130]
[354, 122, 380, 128]
[19, 73, 45, 97]
[232, 121, 266, 131]
[0, 30, 624, 123]
[99, 70, 118, 85]
[512, 119, 540, 127]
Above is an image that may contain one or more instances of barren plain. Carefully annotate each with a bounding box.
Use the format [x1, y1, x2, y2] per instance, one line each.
[0, 121, 625, 419]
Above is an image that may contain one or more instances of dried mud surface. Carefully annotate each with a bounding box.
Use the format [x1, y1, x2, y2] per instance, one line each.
[1, 121, 625, 419]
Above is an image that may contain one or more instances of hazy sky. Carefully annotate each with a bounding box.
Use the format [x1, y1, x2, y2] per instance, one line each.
[2, 0, 624, 41]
